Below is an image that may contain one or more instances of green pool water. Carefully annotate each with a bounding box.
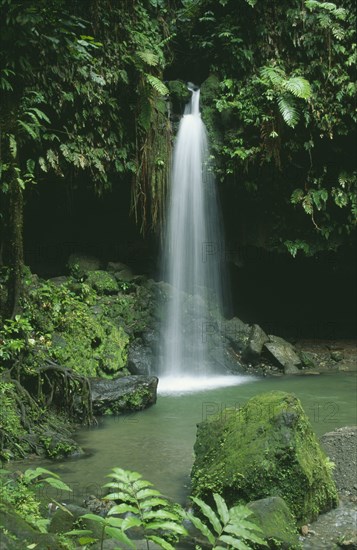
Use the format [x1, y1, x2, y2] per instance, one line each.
[19, 372, 357, 506]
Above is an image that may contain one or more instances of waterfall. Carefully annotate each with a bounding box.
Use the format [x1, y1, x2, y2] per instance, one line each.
[159, 87, 227, 387]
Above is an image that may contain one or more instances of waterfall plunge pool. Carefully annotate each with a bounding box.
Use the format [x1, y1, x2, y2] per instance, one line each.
[21, 372, 357, 507]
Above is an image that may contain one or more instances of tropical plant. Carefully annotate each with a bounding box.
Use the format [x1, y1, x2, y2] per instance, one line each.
[66, 468, 266, 549]
[101, 467, 187, 549]
[0, 467, 71, 533]
[188, 493, 267, 549]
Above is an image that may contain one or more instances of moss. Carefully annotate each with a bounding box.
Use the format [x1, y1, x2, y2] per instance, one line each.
[51, 312, 129, 378]
[40, 434, 79, 459]
[191, 391, 338, 525]
[86, 270, 118, 294]
[247, 496, 301, 549]
[105, 385, 153, 415]
[0, 381, 29, 460]
[167, 79, 191, 103]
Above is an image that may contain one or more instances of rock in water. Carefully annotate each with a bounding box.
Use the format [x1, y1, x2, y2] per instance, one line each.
[90, 375, 158, 415]
[264, 335, 301, 373]
[247, 496, 300, 549]
[191, 390, 338, 524]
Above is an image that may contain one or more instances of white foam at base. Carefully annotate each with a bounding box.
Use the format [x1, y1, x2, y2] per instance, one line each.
[158, 375, 255, 395]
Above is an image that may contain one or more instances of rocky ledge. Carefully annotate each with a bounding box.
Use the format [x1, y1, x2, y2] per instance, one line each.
[90, 375, 158, 415]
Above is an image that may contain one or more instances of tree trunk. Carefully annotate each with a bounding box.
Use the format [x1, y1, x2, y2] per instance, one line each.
[2, 163, 24, 319]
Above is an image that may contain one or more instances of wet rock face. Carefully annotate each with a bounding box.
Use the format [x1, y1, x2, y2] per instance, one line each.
[264, 335, 302, 374]
[90, 375, 158, 415]
[191, 391, 338, 525]
[320, 426, 357, 497]
[127, 337, 154, 376]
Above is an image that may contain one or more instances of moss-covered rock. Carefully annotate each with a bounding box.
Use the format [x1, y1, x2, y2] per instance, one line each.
[67, 253, 102, 276]
[90, 375, 158, 415]
[191, 391, 338, 525]
[0, 508, 69, 549]
[86, 270, 119, 294]
[247, 496, 301, 549]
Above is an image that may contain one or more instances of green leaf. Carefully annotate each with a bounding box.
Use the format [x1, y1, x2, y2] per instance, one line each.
[145, 521, 187, 535]
[65, 529, 93, 536]
[277, 96, 299, 127]
[142, 509, 179, 521]
[81, 513, 105, 524]
[106, 517, 125, 528]
[107, 503, 139, 516]
[284, 76, 311, 99]
[17, 120, 38, 139]
[121, 516, 142, 531]
[191, 496, 222, 535]
[136, 488, 162, 500]
[147, 535, 176, 550]
[104, 491, 136, 503]
[42, 477, 72, 491]
[141, 497, 169, 508]
[217, 535, 251, 549]
[213, 493, 229, 526]
[146, 75, 169, 96]
[186, 512, 215, 545]
[137, 50, 159, 66]
[104, 526, 135, 548]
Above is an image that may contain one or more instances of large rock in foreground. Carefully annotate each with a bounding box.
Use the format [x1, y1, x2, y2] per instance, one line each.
[191, 391, 338, 524]
[90, 375, 158, 415]
[247, 496, 300, 549]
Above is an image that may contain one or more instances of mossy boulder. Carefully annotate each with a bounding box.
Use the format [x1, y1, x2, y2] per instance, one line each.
[247, 496, 301, 549]
[191, 391, 338, 525]
[86, 270, 119, 294]
[52, 307, 129, 378]
[0, 509, 65, 550]
[67, 253, 102, 276]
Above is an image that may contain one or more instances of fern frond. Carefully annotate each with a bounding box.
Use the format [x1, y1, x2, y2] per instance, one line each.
[260, 66, 285, 87]
[146, 74, 169, 96]
[137, 50, 159, 66]
[278, 95, 299, 127]
[284, 76, 311, 99]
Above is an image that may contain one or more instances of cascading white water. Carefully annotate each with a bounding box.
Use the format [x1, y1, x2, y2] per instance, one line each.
[159, 87, 229, 390]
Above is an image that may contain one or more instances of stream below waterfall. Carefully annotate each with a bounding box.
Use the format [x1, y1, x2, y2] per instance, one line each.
[15, 372, 356, 509]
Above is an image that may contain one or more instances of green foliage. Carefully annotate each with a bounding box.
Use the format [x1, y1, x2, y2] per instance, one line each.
[0, 314, 33, 361]
[103, 468, 187, 548]
[176, 0, 356, 255]
[22, 278, 129, 377]
[67, 467, 265, 549]
[0, 467, 71, 533]
[0, 381, 27, 460]
[189, 493, 267, 549]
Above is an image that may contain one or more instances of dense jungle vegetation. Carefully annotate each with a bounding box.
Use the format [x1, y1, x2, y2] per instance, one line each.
[0, 0, 356, 436]
[0, 1, 356, 547]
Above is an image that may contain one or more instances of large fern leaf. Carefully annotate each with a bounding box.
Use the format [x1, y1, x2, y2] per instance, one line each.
[103, 468, 187, 549]
[260, 66, 285, 87]
[146, 74, 169, 96]
[278, 95, 300, 127]
[190, 493, 267, 549]
[137, 50, 159, 66]
[283, 76, 311, 99]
